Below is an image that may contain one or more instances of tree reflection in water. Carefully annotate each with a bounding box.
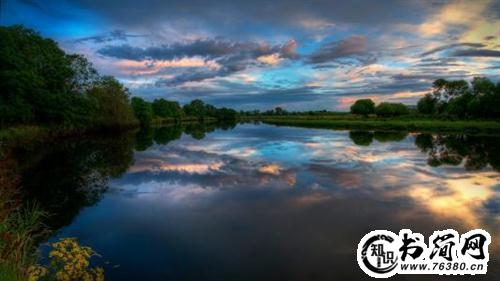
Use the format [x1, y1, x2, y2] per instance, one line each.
[347, 130, 500, 171]
[5, 121, 237, 230]
[348, 131, 408, 146]
[415, 134, 500, 171]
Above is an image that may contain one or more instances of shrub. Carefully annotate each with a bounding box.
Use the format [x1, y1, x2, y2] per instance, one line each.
[350, 99, 375, 116]
[375, 102, 409, 117]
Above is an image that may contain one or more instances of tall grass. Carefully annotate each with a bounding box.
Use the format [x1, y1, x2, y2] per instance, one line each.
[0, 202, 47, 281]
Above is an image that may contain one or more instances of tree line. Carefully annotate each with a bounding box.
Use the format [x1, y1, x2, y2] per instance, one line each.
[0, 25, 238, 129]
[131, 97, 238, 125]
[347, 78, 500, 119]
[416, 77, 500, 119]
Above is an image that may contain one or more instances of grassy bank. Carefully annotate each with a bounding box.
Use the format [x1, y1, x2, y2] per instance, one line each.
[258, 115, 500, 135]
[0, 123, 139, 152]
[0, 117, 223, 152]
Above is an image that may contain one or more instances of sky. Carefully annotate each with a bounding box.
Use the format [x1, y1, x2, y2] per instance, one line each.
[1, 0, 500, 111]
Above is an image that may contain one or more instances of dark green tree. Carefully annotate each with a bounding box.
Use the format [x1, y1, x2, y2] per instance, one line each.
[152, 98, 183, 118]
[350, 99, 375, 116]
[183, 99, 207, 118]
[0, 25, 74, 125]
[131, 97, 153, 126]
[87, 76, 137, 127]
[417, 94, 437, 114]
[375, 102, 408, 117]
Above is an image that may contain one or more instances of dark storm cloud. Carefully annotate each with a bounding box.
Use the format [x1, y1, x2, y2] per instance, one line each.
[72, 0, 430, 33]
[419, 43, 485, 57]
[308, 35, 370, 64]
[75, 30, 144, 43]
[99, 38, 297, 85]
[415, 57, 461, 67]
[450, 49, 500, 57]
[98, 39, 297, 61]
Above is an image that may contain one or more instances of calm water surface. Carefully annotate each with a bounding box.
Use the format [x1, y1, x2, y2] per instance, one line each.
[14, 123, 500, 280]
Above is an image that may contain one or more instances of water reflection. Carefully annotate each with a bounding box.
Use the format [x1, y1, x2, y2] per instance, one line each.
[348, 130, 500, 171]
[349, 131, 408, 146]
[415, 134, 500, 171]
[3, 123, 499, 281]
[10, 133, 136, 228]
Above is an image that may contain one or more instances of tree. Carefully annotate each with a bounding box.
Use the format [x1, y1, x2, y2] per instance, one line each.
[68, 54, 100, 93]
[183, 99, 207, 118]
[0, 25, 139, 128]
[432, 79, 469, 102]
[445, 92, 473, 118]
[350, 99, 375, 116]
[274, 107, 285, 115]
[87, 76, 137, 127]
[375, 102, 409, 117]
[417, 94, 437, 114]
[215, 107, 238, 120]
[131, 97, 153, 126]
[0, 25, 74, 125]
[152, 98, 183, 118]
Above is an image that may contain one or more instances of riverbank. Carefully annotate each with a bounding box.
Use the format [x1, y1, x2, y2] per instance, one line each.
[0, 117, 224, 152]
[0, 124, 137, 153]
[252, 116, 500, 135]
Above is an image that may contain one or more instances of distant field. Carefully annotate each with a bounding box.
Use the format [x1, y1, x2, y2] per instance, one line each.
[257, 115, 500, 135]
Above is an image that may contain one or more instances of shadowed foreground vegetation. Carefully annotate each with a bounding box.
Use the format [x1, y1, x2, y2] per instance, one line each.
[0, 121, 237, 280]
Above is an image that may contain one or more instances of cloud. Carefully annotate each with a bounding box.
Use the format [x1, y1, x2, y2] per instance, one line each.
[98, 38, 297, 61]
[419, 43, 485, 57]
[71, 0, 431, 35]
[450, 49, 500, 57]
[75, 30, 144, 43]
[308, 35, 370, 64]
[98, 38, 297, 85]
[416, 0, 493, 38]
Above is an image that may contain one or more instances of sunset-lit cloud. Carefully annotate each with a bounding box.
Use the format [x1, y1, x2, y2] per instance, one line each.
[3, 0, 499, 110]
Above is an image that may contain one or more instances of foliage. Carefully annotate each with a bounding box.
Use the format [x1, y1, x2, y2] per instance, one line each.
[350, 99, 375, 116]
[131, 97, 153, 126]
[417, 94, 437, 114]
[417, 77, 500, 119]
[215, 107, 238, 120]
[152, 99, 183, 118]
[375, 102, 409, 117]
[0, 25, 137, 129]
[0, 200, 47, 281]
[182, 99, 208, 118]
[87, 77, 137, 128]
[28, 238, 104, 281]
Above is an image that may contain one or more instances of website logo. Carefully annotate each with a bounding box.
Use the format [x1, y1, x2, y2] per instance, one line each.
[357, 229, 491, 278]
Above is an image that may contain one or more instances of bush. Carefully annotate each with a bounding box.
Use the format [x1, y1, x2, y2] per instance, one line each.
[375, 102, 409, 117]
[350, 99, 375, 116]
